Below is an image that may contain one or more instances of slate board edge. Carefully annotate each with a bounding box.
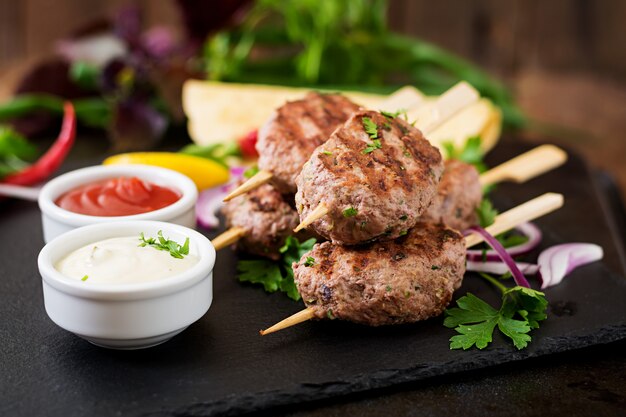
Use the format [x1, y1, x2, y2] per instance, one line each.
[144, 324, 626, 417]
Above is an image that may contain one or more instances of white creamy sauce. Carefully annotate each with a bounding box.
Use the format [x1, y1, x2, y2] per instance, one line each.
[55, 236, 199, 284]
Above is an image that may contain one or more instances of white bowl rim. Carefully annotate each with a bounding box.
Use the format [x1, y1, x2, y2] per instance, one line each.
[38, 220, 215, 301]
[38, 164, 198, 226]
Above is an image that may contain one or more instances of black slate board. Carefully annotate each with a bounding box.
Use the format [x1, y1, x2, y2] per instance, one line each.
[1, 141, 625, 417]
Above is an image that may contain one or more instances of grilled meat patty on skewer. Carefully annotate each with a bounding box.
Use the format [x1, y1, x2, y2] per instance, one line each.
[295, 110, 444, 245]
[221, 183, 314, 259]
[257, 92, 362, 194]
[421, 160, 482, 231]
[293, 223, 465, 326]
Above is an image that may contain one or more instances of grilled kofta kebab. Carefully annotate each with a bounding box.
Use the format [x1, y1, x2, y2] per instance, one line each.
[215, 182, 316, 259]
[212, 145, 566, 253]
[295, 109, 444, 245]
[260, 193, 564, 334]
[224, 87, 429, 201]
[295, 222, 466, 326]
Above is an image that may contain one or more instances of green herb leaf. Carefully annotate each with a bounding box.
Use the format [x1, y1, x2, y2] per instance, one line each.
[342, 207, 358, 217]
[444, 286, 548, 350]
[139, 231, 190, 259]
[475, 198, 498, 227]
[180, 142, 241, 168]
[362, 117, 378, 139]
[243, 165, 260, 178]
[362, 139, 382, 154]
[236, 236, 317, 301]
[442, 136, 487, 173]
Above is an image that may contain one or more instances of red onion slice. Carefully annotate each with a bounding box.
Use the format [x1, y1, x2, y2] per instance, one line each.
[537, 243, 603, 289]
[466, 222, 542, 261]
[467, 226, 531, 288]
[466, 260, 539, 276]
[195, 166, 245, 229]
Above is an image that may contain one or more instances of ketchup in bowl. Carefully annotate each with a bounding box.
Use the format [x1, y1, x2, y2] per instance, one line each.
[55, 177, 181, 216]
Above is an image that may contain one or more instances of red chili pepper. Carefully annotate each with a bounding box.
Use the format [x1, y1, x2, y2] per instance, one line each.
[238, 129, 258, 158]
[2, 102, 76, 186]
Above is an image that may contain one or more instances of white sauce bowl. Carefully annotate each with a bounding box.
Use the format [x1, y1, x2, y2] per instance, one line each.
[37, 220, 215, 349]
[38, 164, 198, 243]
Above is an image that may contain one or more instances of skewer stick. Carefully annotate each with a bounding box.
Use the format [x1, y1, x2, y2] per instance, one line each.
[479, 145, 568, 187]
[408, 81, 480, 135]
[293, 203, 329, 233]
[211, 226, 247, 250]
[464, 192, 564, 247]
[223, 170, 274, 202]
[266, 192, 564, 335]
[223, 86, 441, 202]
[259, 308, 316, 336]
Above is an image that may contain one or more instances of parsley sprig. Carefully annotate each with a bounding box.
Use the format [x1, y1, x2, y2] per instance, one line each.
[236, 236, 316, 301]
[362, 117, 378, 139]
[444, 273, 548, 350]
[139, 231, 190, 259]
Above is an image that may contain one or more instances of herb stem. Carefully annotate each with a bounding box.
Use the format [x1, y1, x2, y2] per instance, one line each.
[478, 272, 507, 294]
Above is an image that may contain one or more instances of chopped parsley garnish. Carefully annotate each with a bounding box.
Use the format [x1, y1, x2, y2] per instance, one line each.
[362, 117, 378, 139]
[444, 274, 548, 350]
[304, 256, 316, 267]
[243, 165, 259, 179]
[342, 207, 358, 217]
[362, 139, 382, 154]
[320, 150, 333, 156]
[476, 198, 498, 227]
[236, 236, 316, 301]
[442, 135, 487, 173]
[81, 275, 88, 281]
[139, 231, 190, 259]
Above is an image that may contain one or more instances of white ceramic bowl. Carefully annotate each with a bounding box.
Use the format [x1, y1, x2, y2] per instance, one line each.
[37, 220, 215, 349]
[38, 164, 198, 243]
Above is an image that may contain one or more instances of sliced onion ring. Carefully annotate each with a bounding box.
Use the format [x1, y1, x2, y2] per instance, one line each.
[466, 222, 542, 262]
[466, 260, 539, 276]
[537, 243, 603, 289]
[196, 166, 245, 229]
[466, 226, 531, 288]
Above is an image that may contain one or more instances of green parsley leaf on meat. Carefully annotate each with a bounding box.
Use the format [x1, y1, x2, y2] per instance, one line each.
[362, 117, 378, 139]
[362, 139, 382, 154]
[342, 207, 358, 217]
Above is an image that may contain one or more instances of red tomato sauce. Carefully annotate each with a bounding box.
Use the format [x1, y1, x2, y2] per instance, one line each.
[55, 177, 181, 216]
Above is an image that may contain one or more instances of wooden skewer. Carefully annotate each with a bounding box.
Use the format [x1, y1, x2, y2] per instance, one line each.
[211, 226, 247, 250]
[259, 308, 316, 335]
[479, 145, 568, 187]
[223, 86, 440, 203]
[407, 81, 480, 135]
[293, 203, 329, 233]
[223, 170, 274, 202]
[294, 145, 566, 232]
[266, 192, 564, 335]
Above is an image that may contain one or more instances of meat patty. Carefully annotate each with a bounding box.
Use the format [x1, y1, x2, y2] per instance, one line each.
[221, 183, 313, 259]
[295, 110, 444, 245]
[421, 160, 482, 231]
[293, 223, 466, 326]
[256, 92, 362, 194]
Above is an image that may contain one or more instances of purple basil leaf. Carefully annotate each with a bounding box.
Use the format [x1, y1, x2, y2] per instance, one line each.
[109, 99, 168, 151]
[175, 0, 252, 49]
